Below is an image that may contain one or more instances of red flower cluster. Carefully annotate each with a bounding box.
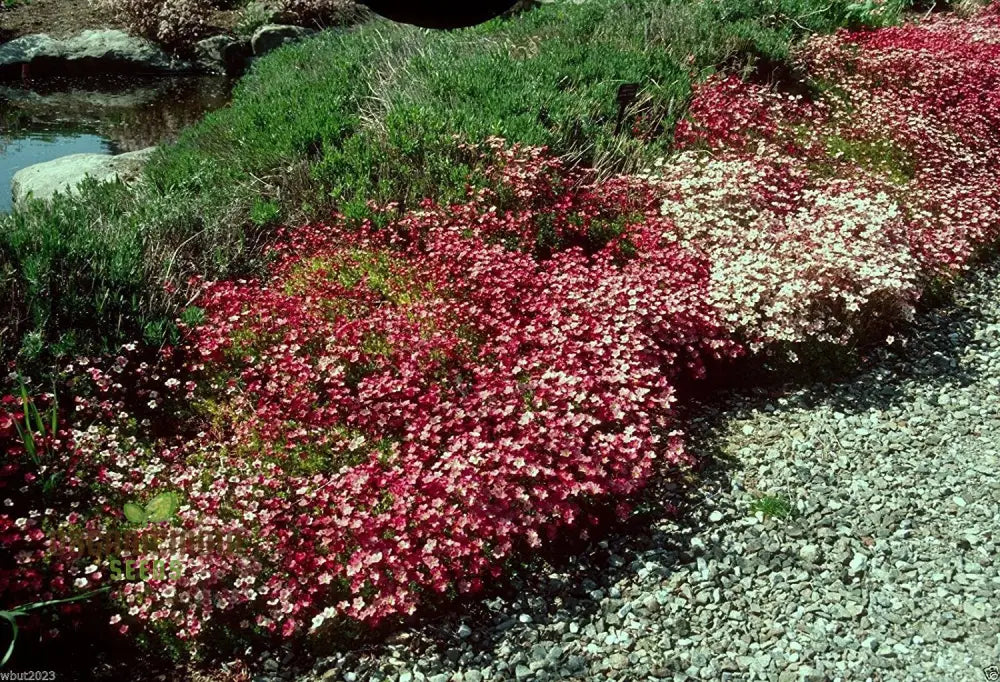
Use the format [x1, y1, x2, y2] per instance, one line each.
[800, 4, 1000, 270]
[657, 4, 1000, 347]
[118, 143, 739, 637]
[0, 391, 77, 618]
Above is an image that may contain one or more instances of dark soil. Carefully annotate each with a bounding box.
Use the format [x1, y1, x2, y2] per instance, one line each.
[0, 0, 126, 41]
[0, 0, 243, 46]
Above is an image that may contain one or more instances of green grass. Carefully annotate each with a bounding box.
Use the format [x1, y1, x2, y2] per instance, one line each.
[749, 493, 796, 520]
[0, 0, 919, 368]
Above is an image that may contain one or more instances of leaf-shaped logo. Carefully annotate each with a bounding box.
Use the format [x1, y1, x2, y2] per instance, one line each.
[144, 492, 180, 523]
[123, 492, 180, 525]
[123, 502, 148, 525]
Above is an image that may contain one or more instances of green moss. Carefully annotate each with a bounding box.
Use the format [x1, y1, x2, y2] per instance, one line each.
[281, 425, 376, 476]
[283, 250, 430, 307]
[823, 134, 916, 184]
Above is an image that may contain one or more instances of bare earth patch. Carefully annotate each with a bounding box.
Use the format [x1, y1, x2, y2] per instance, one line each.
[1, 0, 125, 41]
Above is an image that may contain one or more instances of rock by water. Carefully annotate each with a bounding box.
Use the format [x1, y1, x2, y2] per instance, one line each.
[251, 25, 316, 57]
[0, 30, 195, 78]
[195, 36, 253, 77]
[11, 148, 156, 207]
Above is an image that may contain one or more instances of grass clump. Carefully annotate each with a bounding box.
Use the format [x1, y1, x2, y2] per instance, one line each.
[749, 493, 796, 520]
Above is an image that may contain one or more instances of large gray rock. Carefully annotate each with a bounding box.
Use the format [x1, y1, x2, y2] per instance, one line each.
[0, 30, 195, 77]
[195, 35, 252, 77]
[11, 148, 156, 208]
[250, 24, 315, 57]
[244, 0, 299, 25]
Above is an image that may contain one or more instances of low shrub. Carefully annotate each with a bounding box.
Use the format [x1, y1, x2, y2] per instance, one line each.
[0, 33, 377, 363]
[271, 0, 368, 28]
[90, 0, 214, 46]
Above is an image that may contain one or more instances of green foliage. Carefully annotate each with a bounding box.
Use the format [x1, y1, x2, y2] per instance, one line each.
[281, 428, 369, 476]
[824, 134, 916, 184]
[180, 306, 206, 327]
[1, 0, 911, 367]
[749, 493, 796, 520]
[250, 198, 281, 227]
[846, 0, 909, 27]
[11, 377, 62, 496]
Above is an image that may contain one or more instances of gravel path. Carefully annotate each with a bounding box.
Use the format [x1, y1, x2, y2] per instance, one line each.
[298, 262, 1000, 682]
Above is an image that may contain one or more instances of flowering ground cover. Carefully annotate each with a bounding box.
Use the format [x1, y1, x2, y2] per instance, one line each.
[3, 2, 1000, 670]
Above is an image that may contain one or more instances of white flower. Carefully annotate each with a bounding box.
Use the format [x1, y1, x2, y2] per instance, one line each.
[310, 606, 338, 631]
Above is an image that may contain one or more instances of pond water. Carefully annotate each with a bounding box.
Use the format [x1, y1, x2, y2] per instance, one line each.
[0, 75, 233, 213]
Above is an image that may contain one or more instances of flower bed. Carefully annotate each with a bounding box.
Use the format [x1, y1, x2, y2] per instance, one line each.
[3, 2, 1000, 658]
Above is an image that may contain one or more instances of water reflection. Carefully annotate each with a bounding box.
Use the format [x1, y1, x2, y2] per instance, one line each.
[1, 75, 233, 211]
[0, 133, 112, 213]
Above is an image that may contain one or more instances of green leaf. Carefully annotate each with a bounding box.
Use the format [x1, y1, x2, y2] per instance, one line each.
[32, 402, 44, 436]
[1, 615, 17, 667]
[42, 472, 62, 496]
[17, 379, 29, 415]
[123, 502, 148, 525]
[50, 381, 58, 438]
[144, 492, 180, 523]
[12, 419, 36, 465]
[13, 586, 110, 613]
